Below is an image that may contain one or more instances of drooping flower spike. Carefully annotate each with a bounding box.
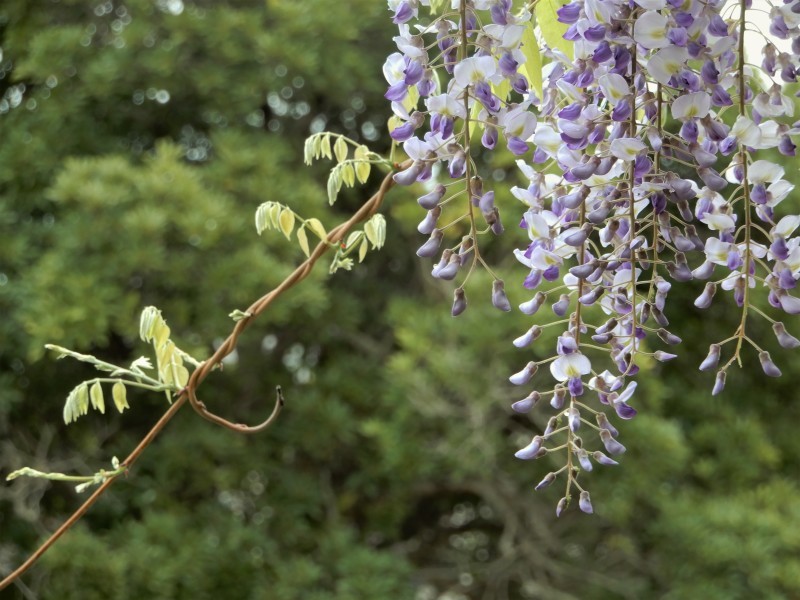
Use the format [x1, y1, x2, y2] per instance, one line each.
[386, 0, 800, 514]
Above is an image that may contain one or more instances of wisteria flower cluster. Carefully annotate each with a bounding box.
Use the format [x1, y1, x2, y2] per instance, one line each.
[385, 0, 800, 514]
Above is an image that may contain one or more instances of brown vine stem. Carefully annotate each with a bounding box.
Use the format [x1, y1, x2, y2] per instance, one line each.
[0, 160, 411, 591]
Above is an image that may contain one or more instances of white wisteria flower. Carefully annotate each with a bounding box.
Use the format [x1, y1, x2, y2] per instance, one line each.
[633, 11, 670, 49]
[550, 353, 592, 382]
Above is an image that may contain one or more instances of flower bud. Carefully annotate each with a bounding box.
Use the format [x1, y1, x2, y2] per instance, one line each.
[579, 491, 594, 514]
[492, 279, 511, 312]
[552, 294, 571, 316]
[595, 318, 618, 335]
[513, 325, 542, 348]
[772, 322, 800, 348]
[712, 370, 726, 395]
[759, 351, 782, 377]
[515, 435, 543, 459]
[699, 344, 721, 371]
[692, 260, 715, 280]
[592, 451, 619, 466]
[599, 429, 626, 455]
[694, 282, 717, 309]
[452, 287, 467, 317]
[509, 361, 538, 385]
[596, 412, 619, 437]
[416, 229, 443, 257]
[393, 161, 423, 185]
[576, 448, 593, 472]
[519, 292, 546, 315]
[417, 184, 446, 209]
[417, 205, 441, 235]
[550, 386, 566, 409]
[433, 252, 460, 280]
[556, 497, 568, 517]
[569, 262, 595, 278]
[567, 406, 581, 432]
[534, 472, 556, 490]
[653, 350, 678, 361]
[511, 391, 540, 413]
[657, 328, 682, 345]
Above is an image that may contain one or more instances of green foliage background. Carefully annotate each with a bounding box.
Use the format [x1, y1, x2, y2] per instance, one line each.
[1, 1, 799, 598]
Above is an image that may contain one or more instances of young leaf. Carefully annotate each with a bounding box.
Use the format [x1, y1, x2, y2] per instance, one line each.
[303, 135, 314, 165]
[268, 202, 282, 228]
[77, 382, 90, 417]
[535, 0, 573, 61]
[327, 170, 342, 205]
[255, 203, 270, 235]
[89, 382, 105, 414]
[354, 145, 371, 183]
[519, 20, 543, 99]
[279, 208, 296, 240]
[112, 381, 129, 413]
[334, 136, 348, 163]
[305, 218, 327, 240]
[345, 231, 363, 250]
[365, 214, 387, 249]
[297, 225, 310, 257]
[320, 133, 332, 159]
[341, 163, 356, 188]
[358, 238, 368, 263]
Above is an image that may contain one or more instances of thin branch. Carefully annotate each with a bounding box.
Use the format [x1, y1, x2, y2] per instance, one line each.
[0, 160, 411, 591]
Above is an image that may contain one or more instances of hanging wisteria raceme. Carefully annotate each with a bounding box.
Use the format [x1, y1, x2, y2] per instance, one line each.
[385, 0, 800, 515]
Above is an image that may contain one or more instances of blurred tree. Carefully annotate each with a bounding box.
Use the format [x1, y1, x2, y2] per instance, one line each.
[1, 1, 800, 599]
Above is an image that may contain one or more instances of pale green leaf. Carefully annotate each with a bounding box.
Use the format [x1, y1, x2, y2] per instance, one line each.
[345, 231, 362, 250]
[341, 163, 355, 188]
[327, 170, 341, 205]
[279, 208, 295, 240]
[535, 0, 573, 61]
[297, 225, 310, 257]
[355, 160, 371, 183]
[305, 218, 328, 240]
[320, 133, 332, 159]
[519, 19, 543, 99]
[334, 137, 348, 163]
[364, 214, 387, 249]
[255, 203, 270, 235]
[303, 135, 314, 165]
[112, 381, 129, 413]
[268, 202, 282, 228]
[90, 381, 105, 414]
[358, 238, 368, 263]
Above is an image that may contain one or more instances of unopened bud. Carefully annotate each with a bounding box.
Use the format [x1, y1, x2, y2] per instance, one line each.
[579, 491, 594, 514]
[417, 184, 446, 209]
[657, 328, 682, 345]
[773, 322, 800, 348]
[556, 497, 568, 517]
[592, 450, 619, 466]
[519, 292, 546, 315]
[492, 279, 511, 312]
[509, 361, 538, 385]
[514, 435, 543, 459]
[417, 206, 441, 235]
[451, 287, 467, 317]
[534, 472, 556, 491]
[416, 229, 443, 257]
[552, 294, 570, 316]
[759, 351, 782, 377]
[711, 370, 726, 395]
[599, 429, 626, 455]
[512, 325, 542, 348]
[699, 344, 721, 371]
[511, 391, 540, 413]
